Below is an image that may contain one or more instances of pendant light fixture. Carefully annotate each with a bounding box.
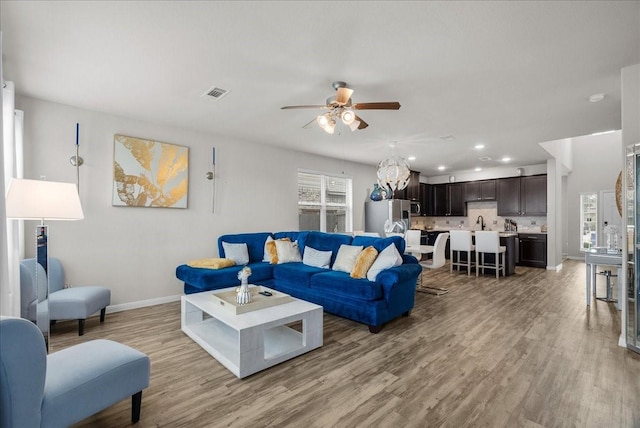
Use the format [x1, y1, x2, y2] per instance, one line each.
[376, 142, 411, 192]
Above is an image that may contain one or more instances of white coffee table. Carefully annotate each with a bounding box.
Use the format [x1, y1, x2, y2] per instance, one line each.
[181, 286, 323, 378]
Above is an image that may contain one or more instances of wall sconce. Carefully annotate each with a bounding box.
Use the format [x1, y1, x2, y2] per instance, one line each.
[69, 123, 83, 192]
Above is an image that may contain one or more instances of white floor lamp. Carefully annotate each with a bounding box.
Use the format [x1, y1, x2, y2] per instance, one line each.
[5, 178, 84, 348]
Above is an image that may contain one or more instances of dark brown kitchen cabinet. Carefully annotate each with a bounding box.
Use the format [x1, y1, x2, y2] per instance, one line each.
[465, 180, 496, 201]
[419, 183, 433, 216]
[405, 170, 421, 201]
[518, 233, 547, 268]
[448, 183, 466, 216]
[393, 170, 420, 201]
[433, 184, 447, 216]
[520, 175, 547, 216]
[497, 175, 547, 216]
[433, 183, 466, 216]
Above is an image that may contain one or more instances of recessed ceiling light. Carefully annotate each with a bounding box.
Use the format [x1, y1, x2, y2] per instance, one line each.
[474, 167, 482, 172]
[479, 156, 491, 161]
[589, 93, 605, 103]
[502, 157, 511, 162]
[437, 165, 446, 171]
[408, 156, 416, 161]
[440, 135, 456, 141]
[474, 144, 485, 149]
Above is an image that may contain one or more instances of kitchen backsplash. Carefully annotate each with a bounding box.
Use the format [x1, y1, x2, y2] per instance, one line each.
[411, 201, 547, 232]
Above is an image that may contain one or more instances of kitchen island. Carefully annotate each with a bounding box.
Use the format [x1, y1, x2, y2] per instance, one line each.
[419, 229, 518, 276]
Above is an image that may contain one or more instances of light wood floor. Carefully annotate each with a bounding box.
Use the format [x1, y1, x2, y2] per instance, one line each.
[51, 259, 640, 428]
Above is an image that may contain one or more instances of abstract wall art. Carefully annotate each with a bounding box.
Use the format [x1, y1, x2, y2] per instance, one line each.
[112, 134, 189, 208]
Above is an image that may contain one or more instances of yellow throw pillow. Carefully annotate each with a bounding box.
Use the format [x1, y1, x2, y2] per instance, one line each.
[266, 237, 291, 264]
[350, 246, 379, 279]
[187, 258, 236, 269]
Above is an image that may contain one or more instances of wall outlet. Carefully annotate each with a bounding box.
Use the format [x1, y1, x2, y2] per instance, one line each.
[446, 220, 450, 224]
[460, 220, 464, 224]
[531, 220, 537, 225]
[493, 220, 498, 224]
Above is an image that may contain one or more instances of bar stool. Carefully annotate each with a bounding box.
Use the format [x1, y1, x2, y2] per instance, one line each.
[475, 231, 506, 278]
[449, 230, 475, 276]
[596, 270, 618, 302]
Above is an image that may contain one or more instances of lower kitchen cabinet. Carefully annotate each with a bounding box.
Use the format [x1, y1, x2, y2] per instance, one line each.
[518, 233, 547, 268]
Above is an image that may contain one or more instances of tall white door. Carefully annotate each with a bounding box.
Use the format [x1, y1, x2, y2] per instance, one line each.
[601, 190, 622, 249]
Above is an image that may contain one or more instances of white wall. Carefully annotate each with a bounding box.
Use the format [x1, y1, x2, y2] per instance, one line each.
[425, 163, 547, 184]
[564, 131, 622, 259]
[17, 96, 377, 307]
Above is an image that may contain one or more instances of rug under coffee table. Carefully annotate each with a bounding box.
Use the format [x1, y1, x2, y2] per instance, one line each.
[181, 286, 323, 378]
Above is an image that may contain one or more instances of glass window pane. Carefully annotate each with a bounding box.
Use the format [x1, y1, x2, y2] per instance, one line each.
[325, 176, 347, 205]
[298, 170, 351, 233]
[299, 206, 320, 231]
[326, 207, 346, 233]
[299, 172, 321, 203]
[580, 193, 597, 251]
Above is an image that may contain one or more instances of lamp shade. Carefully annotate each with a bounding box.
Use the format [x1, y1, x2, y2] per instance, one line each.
[6, 178, 84, 221]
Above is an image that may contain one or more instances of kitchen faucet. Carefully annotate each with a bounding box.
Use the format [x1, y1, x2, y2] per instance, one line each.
[476, 215, 485, 230]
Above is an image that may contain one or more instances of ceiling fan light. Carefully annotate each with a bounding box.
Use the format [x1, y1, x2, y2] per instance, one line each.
[348, 120, 360, 131]
[341, 109, 356, 125]
[324, 118, 336, 134]
[317, 114, 329, 127]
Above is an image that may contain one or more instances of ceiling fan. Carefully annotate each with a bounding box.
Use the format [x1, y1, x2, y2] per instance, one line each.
[281, 81, 401, 134]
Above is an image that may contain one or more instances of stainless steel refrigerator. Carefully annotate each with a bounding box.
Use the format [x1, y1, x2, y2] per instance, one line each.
[364, 200, 412, 237]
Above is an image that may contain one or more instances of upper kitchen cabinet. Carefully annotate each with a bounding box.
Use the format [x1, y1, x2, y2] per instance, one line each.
[465, 180, 496, 201]
[497, 175, 547, 216]
[405, 170, 421, 201]
[448, 183, 466, 216]
[433, 183, 447, 216]
[433, 183, 466, 216]
[393, 170, 421, 201]
[420, 183, 433, 216]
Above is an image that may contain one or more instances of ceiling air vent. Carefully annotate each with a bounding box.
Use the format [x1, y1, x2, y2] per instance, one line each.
[202, 86, 230, 100]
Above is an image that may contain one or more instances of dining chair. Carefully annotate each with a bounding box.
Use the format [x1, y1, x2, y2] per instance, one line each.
[449, 230, 475, 276]
[404, 230, 422, 259]
[417, 233, 450, 295]
[420, 232, 449, 271]
[475, 230, 506, 278]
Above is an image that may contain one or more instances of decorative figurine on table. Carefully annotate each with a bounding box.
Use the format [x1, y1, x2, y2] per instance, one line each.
[236, 266, 252, 305]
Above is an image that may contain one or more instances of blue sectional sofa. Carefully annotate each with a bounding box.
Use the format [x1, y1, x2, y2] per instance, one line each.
[175, 231, 422, 333]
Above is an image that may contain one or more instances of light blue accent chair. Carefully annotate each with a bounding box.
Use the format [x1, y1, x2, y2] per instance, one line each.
[0, 316, 150, 427]
[20, 258, 111, 336]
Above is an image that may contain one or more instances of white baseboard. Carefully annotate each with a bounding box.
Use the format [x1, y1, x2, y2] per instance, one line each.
[106, 294, 182, 314]
[546, 263, 563, 271]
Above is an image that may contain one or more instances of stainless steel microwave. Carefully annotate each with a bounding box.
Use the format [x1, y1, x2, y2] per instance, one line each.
[410, 202, 421, 215]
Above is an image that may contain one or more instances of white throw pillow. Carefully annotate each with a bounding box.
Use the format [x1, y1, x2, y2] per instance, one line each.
[222, 242, 250, 265]
[302, 246, 332, 268]
[275, 239, 302, 263]
[366, 243, 403, 281]
[332, 244, 364, 273]
[263, 236, 275, 262]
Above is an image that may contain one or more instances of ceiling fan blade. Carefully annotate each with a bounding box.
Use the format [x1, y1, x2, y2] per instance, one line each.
[355, 115, 369, 129]
[353, 102, 401, 110]
[281, 105, 329, 110]
[302, 117, 317, 129]
[335, 87, 354, 106]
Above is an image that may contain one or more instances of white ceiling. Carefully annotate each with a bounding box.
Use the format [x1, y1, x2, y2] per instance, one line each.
[2, 1, 639, 176]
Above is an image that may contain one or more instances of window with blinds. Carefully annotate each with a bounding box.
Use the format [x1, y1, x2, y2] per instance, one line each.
[298, 171, 352, 233]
